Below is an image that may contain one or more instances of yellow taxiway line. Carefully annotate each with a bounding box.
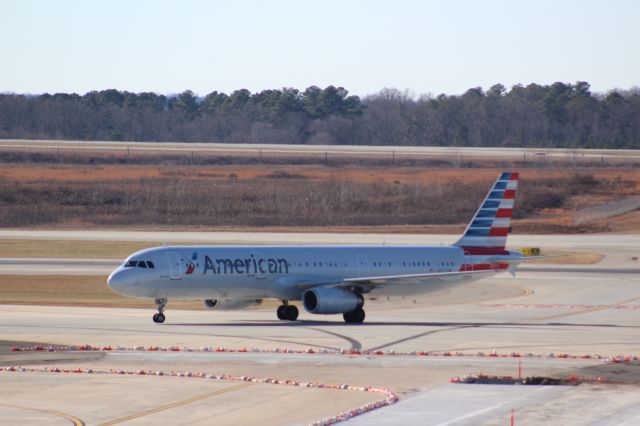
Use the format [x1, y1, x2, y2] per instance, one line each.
[97, 382, 252, 426]
[533, 295, 640, 321]
[0, 403, 85, 426]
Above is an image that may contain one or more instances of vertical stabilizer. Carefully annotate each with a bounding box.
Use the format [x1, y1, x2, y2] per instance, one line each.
[453, 172, 519, 253]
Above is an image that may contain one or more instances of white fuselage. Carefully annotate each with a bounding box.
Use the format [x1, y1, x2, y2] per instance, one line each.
[107, 171, 522, 323]
[107, 244, 494, 303]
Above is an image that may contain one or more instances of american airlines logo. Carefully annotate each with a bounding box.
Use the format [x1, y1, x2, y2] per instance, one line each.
[184, 252, 198, 275]
[202, 255, 289, 275]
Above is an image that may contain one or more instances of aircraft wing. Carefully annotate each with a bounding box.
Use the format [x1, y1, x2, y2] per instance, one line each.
[340, 269, 499, 290]
[294, 269, 500, 293]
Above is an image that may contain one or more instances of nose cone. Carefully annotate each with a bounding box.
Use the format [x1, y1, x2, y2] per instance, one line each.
[107, 269, 130, 296]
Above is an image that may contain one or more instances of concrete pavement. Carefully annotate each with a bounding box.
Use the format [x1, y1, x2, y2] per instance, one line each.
[2, 232, 640, 424]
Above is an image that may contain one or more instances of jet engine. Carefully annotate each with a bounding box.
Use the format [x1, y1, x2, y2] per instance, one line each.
[203, 299, 262, 310]
[303, 287, 363, 314]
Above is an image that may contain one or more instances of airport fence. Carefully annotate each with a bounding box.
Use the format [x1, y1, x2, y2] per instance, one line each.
[574, 195, 640, 225]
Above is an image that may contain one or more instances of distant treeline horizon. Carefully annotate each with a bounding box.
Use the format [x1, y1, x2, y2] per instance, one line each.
[1, 82, 639, 148]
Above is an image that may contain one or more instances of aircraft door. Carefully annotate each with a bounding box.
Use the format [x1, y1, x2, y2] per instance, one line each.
[463, 250, 472, 272]
[167, 252, 182, 280]
[357, 255, 369, 277]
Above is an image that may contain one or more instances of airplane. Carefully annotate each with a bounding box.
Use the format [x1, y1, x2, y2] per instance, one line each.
[108, 172, 526, 324]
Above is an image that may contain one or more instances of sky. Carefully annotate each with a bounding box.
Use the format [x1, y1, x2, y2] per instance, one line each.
[1, 0, 639, 97]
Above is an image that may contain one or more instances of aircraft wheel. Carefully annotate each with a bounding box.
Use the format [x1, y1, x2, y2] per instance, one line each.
[285, 305, 299, 321]
[277, 305, 287, 320]
[343, 308, 365, 324]
[153, 298, 167, 323]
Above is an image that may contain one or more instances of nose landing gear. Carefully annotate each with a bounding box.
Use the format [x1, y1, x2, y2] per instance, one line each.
[276, 301, 299, 321]
[153, 298, 167, 323]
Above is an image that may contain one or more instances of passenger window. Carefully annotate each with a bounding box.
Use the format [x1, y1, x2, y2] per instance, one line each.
[147, 261, 155, 269]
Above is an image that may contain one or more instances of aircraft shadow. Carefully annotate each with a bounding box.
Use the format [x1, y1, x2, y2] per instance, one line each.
[169, 320, 638, 329]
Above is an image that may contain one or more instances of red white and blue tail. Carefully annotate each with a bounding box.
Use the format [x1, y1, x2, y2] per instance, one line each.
[453, 172, 518, 253]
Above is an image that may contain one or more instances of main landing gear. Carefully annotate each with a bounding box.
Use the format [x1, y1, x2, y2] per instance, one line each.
[276, 301, 299, 321]
[153, 298, 167, 323]
[343, 307, 365, 324]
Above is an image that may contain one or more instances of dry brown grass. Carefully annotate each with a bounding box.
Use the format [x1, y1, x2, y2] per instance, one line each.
[589, 210, 640, 233]
[0, 275, 205, 309]
[518, 250, 604, 265]
[0, 275, 287, 310]
[4, 163, 639, 186]
[1, 162, 639, 232]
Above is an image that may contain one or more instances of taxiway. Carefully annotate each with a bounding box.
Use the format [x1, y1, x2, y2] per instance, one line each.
[1, 232, 640, 424]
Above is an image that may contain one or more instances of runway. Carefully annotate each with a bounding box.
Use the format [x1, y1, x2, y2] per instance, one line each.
[1, 138, 639, 161]
[2, 231, 640, 424]
[0, 230, 638, 275]
[0, 258, 117, 275]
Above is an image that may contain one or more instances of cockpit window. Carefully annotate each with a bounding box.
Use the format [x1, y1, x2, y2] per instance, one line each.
[124, 259, 155, 269]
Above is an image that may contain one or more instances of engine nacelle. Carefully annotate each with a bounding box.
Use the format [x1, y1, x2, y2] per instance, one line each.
[203, 299, 262, 311]
[303, 287, 363, 314]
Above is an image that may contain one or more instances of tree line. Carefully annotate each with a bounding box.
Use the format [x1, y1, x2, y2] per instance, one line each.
[0, 82, 638, 148]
